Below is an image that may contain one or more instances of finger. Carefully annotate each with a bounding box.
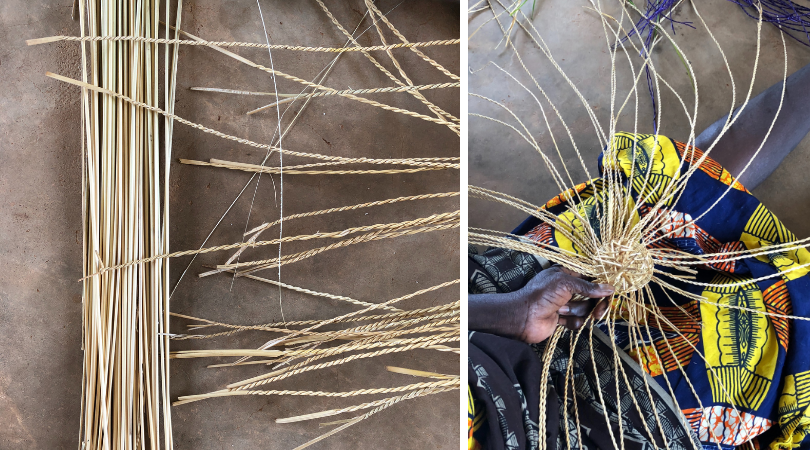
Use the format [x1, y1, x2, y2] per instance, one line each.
[592, 299, 610, 320]
[559, 275, 614, 298]
[556, 265, 583, 278]
[558, 315, 585, 330]
[558, 300, 592, 317]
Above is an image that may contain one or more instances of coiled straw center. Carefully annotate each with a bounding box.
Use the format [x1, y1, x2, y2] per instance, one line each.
[594, 239, 654, 294]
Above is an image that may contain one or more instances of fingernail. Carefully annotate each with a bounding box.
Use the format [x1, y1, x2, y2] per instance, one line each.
[598, 283, 615, 293]
[558, 305, 570, 314]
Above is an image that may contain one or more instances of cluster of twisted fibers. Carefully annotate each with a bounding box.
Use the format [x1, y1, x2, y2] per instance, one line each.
[181, 159, 449, 175]
[228, 221, 459, 273]
[172, 301, 459, 338]
[30, 35, 459, 52]
[274, 385, 458, 423]
[82, 211, 458, 277]
[231, 336, 460, 390]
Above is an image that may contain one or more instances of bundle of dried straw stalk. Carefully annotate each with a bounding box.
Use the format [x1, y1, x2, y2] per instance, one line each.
[31, 1, 459, 448]
[66, 0, 183, 448]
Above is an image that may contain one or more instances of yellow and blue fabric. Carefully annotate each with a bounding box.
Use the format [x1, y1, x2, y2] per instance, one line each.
[469, 385, 485, 450]
[513, 132, 810, 449]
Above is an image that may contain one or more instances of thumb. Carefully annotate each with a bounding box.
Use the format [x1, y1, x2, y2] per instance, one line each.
[559, 275, 614, 298]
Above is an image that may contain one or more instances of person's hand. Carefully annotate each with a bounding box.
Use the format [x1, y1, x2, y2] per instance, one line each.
[516, 266, 614, 343]
[468, 266, 614, 344]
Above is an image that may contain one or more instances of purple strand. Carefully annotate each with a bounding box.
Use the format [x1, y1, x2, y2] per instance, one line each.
[619, 0, 695, 132]
[726, 0, 810, 46]
[621, 0, 810, 132]
[646, 65, 658, 134]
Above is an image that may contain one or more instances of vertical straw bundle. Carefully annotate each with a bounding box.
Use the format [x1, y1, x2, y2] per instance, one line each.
[77, 0, 181, 448]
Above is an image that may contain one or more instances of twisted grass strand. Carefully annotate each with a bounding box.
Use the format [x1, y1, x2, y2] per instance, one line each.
[28, 35, 460, 52]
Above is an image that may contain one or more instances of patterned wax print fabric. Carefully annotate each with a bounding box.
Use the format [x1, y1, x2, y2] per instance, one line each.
[468, 244, 551, 294]
[467, 246, 697, 449]
[467, 331, 543, 450]
[515, 132, 810, 449]
[467, 329, 699, 450]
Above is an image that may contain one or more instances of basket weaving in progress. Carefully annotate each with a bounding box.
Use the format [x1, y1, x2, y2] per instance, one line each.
[468, 0, 810, 448]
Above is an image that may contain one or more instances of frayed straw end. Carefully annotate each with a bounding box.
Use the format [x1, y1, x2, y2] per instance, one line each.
[319, 418, 354, 427]
[173, 389, 245, 406]
[385, 366, 456, 379]
[27, 36, 65, 46]
[276, 409, 341, 424]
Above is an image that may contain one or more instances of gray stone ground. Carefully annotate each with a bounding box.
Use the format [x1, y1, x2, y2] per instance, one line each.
[469, 1, 810, 241]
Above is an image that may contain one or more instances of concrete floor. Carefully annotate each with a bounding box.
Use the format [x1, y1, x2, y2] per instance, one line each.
[469, 1, 810, 240]
[1, 1, 459, 449]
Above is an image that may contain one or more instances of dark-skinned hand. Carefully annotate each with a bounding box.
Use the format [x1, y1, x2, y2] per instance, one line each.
[468, 266, 615, 343]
